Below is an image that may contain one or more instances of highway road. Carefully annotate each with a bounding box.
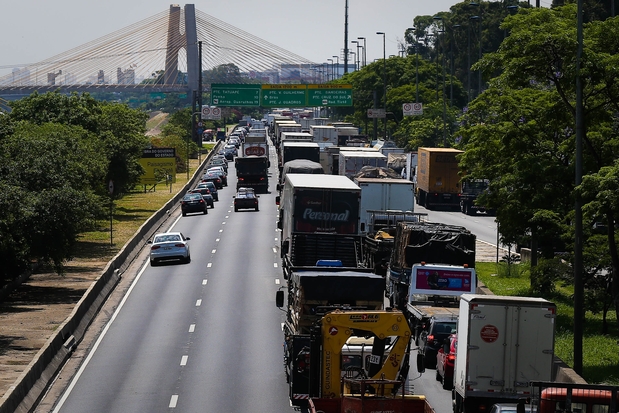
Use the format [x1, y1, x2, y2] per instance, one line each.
[49, 145, 292, 412]
[415, 204, 499, 246]
[41, 144, 500, 413]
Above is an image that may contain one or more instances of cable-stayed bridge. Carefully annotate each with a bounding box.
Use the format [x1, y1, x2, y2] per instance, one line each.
[0, 4, 319, 97]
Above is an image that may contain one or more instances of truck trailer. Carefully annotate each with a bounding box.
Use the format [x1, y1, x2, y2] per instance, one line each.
[453, 294, 557, 413]
[415, 147, 462, 210]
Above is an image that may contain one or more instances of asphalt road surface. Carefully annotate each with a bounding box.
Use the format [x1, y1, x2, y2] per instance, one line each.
[40, 146, 498, 413]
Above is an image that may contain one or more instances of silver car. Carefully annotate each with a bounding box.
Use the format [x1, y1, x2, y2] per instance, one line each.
[148, 232, 191, 266]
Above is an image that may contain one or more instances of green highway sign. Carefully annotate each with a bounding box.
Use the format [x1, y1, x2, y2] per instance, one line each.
[307, 84, 353, 106]
[208, 84, 353, 107]
[210, 84, 261, 106]
[261, 85, 306, 107]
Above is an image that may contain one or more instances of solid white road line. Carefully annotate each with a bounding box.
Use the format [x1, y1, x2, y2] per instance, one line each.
[52, 260, 152, 412]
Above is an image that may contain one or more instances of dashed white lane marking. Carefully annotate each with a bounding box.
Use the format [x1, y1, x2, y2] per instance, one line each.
[275, 279, 280, 285]
[219, 229, 223, 233]
[196, 299, 202, 306]
[211, 249, 216, 254]
[169, 395, 179, 408]
[275, 237, 278, 241]
[216, 238, 220, 242]
[272, 248, 277, 253]
[274, 263, 278, 268]
[189, 324, 195, 333]
[222, 222, 226, 225]
[225, 215, 229, 219]
[180, 355, 188, 366]
[202, 279, 207, 285]
[207, 263, 212, 268]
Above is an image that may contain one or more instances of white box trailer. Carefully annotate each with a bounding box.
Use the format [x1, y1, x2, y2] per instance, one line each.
[310, 125, 338, 144]
[354, 177, 415, 232]
[453, 294, 556, 413]
[338, 151, 387, 179]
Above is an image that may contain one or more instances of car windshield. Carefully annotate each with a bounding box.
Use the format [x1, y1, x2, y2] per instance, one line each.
[154, 234, 181, 243]
[184, 194, 201, 201]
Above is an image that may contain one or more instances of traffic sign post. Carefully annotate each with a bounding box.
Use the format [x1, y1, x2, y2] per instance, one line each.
[201, 106, 222, 120]
[210, 84, 261, 106]
[367, 108, 386, 118]
[261, 84, 306, 107]
[403, 102, 423, 116]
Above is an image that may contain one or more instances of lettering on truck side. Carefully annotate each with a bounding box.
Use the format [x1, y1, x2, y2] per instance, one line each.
[303, 209, 350, 222]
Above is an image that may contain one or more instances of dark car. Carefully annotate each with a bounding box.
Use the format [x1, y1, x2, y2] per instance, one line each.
[435, 333, 457, 390]
[201, 172, 223, 189]
[209, 157, 228, 173]
[181, 193, 207, 216]
[228, 137, 241, 148]
[197, 181, 218, 201]
[418, 318, 457, 370]
[188, 187, 214, 208]
[207, 166, 228, 186]
[233, 188, 259, 212]
[223, 144, 237, 160]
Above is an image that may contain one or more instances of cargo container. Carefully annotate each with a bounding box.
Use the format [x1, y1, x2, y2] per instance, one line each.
[415, 147, 462, 210]
[338, 151, 387, 179]
[453, 294, 557, 413]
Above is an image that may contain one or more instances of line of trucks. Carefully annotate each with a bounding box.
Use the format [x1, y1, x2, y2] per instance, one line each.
[270, 161, 616, 412]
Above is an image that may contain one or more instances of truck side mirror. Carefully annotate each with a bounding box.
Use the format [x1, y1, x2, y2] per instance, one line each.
[276, 290, 284, 308]
[282, 240, 289, 255]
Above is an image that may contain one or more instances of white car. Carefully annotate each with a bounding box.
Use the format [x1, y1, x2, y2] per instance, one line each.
[148, 232, 191, 266]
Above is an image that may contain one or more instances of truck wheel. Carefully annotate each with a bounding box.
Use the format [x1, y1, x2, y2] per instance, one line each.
[442, 374, 452, 390]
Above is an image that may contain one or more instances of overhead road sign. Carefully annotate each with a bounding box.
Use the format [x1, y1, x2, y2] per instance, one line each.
[210, 84, 261, 106]
[261, 84, 306, 107]
[209, 84, 354, 107]
[307, 84, 352, 107]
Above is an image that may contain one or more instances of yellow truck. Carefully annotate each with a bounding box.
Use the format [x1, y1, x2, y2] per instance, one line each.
[415, 147, 462, 210]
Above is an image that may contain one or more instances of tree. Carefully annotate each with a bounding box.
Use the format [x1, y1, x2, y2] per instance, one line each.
[0, 122, 107, 276]
[9, 91, 149, 197]
[458, 4, 619, 334]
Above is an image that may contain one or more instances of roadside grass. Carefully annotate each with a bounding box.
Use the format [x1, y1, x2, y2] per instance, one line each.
[476, 261, 619, 384]
[76, 143, 216, 260]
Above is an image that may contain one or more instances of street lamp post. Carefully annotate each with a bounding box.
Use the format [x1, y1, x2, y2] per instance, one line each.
[327, 58, 334, 81]
[357, 37, 366, 67]
[468, 16, 480, 103]
[351, 41, 361, 70]
[332, 55, 339, 79]
[408, 27, 420, 103]
[376, 32, 387, 140]
[469, 2, 482, 98]
[434, 16, 447, 146]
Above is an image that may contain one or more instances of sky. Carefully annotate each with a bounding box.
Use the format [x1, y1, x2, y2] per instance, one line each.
[0, 0, 467, 77]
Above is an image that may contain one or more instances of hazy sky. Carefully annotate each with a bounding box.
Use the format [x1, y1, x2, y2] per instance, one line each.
[0, 0, 532, 77]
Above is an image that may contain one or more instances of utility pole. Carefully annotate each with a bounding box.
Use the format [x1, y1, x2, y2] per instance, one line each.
[344, 0, 349, 73]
